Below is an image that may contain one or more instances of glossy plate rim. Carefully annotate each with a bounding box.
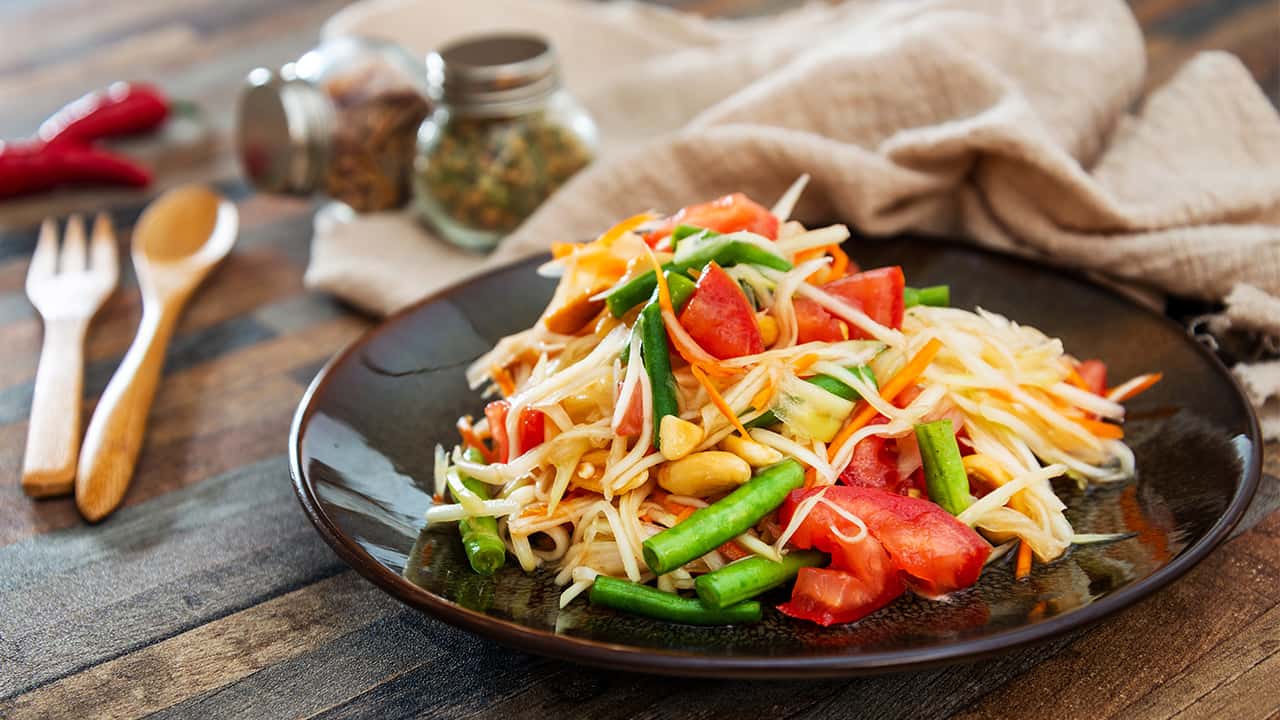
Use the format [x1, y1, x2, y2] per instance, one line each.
[290, 236, 1262, 679]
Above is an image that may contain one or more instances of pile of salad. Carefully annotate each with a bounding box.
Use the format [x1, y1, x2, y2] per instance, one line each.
[427, 177, 1162, 626]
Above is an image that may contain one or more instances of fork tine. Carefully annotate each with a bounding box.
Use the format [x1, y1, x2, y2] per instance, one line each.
[90, 213, 119, 283]
[60, 214, 87, 273]
[28, 218, 58, 283]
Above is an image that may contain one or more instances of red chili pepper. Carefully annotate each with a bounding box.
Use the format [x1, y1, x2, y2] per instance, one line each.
[0, 140, 151, 198]
[38, 82, 170, 147]
[0, 82, 171, 198]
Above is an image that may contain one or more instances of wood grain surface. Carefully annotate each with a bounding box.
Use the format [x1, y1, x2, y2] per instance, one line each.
[0, 1, 1277, 718]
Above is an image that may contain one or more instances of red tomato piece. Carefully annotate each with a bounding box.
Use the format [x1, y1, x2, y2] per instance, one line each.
[839, 431, 910, 495]
[678, 261, 763, 359]
[484, 400, 546, 462]
[822, 266, 905, 338]
[794, 298, 847, 344]
[614, 380, 645, 436]
[781, 485, 990, 598]
[777, 495, 904, 626]
[645, 192, 779, 246]
[1077, 359, 1107, 396]
[778, 564, 905, 627]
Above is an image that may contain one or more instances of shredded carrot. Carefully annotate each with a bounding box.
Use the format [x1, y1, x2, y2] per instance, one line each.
[659, 496, 685, 514]
[490, 364, 517, 397]
[796, 244, 851, 284]
[691, 365, 751, 439]
[718, 540, 751, 561]
[551, 242, 580, 259]
[792, 353, 820, 374]
[1077, 417, 1125, 440]
[661, 498, 697, 524]
[1065, 364, 1091, 392]
[804, 466, 818, 488]
[648, 245, 675, 315]
[827, 243, 850, 279]
[796, 246, 833, 284]
[456, 416, 495, 463]
[827, 338, 943, 461]
[1109, 372, 1163, 403]
[750, 377, 776, 414]
[1015, 541, 1033, 580]
[597, 212, 653, 247]
[519, 502, 548, 519]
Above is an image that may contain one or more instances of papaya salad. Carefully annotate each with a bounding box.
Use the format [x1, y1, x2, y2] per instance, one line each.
[427, 178, 1163, 627]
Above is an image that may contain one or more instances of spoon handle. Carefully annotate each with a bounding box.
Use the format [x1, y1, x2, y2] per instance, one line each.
[76, 301, 179, 522]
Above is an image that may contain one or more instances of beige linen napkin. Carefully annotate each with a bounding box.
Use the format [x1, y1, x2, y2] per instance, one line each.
[308, 0, 1280, 436]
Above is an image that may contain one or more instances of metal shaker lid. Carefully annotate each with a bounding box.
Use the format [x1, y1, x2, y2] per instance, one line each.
[235, 66, 333, 195]
[427, 33, 560, 111]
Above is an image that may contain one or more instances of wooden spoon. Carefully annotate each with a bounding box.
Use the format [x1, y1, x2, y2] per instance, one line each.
[76, 186, 238, 522]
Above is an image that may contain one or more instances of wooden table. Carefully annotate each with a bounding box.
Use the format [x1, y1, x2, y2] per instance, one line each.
[1, 2, 1277, 718]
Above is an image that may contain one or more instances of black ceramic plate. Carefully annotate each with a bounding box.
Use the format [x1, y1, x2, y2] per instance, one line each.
[290, 236, 1261, 678]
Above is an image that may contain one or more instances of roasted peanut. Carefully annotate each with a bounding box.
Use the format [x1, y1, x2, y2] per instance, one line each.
[659, 415, 703, 461]
[721, 434, 784, 468]
[656, 451, 751, 497]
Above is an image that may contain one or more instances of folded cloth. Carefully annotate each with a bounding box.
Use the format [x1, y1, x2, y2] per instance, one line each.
[308, 0, 1280, 436]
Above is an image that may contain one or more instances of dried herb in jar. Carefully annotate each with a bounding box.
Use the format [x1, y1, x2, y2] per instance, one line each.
[418, 112, 592, 235]
[324, 67, 431, 212]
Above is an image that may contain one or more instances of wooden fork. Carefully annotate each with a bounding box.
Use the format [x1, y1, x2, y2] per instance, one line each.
[22, 214, 118, 497]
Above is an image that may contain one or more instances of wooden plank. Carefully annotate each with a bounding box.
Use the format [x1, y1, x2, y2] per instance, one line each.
[0, 572, 397, 720]
[0, 313, 362, 546]
[1141, 0, 1280, 104]
[1121, 602, 1280, 719]
[0, 243, 307, 390]
[0, 456, 347, 698]
[149, 609, 485, 720]
[0, 408, 295, 548]
[0, 312, 277, 425]
[955, 512, 1280, 719]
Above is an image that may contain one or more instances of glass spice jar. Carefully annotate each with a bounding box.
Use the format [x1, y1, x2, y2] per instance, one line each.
[236, 36, 432, 213]
[413, 34, 597, 251]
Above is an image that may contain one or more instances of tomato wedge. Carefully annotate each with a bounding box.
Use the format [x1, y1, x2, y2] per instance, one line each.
[781, 485, 990, 601]
[645, 192, 779, 246]
[613, 380, 645, 436]
[779, 562, 905, 627]
[822, 266, 905, 338]
[794, 298, 847, 344]
[484, 400, 546, 462]
[1077, 359, 1107, 396]
[678, 261, 764, 359]
[839, 430, 909, 495]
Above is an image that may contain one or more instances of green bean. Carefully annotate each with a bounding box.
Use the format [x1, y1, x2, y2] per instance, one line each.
[589, 576, 762, 625]
[642, 460, 805, 575]
[606, 240, 792, 317]
[694, 550, 826, 609]
[622, 271, 696, 366]
[639, 303, 679, 449]
[747, 365, 877, 429]
[915, 419, 971, 515]
[456, 448, 506, 575]
[671, 224, 717, 244]
[904, 285, 950, 308]
[663, 270, 698, 310]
